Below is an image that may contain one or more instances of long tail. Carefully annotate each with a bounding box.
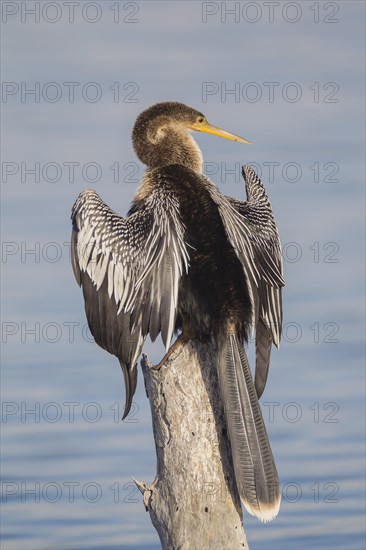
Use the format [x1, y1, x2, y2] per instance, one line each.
[217, 331, 280, 522]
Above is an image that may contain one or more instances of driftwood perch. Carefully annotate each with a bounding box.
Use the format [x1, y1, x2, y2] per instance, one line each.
[136, 339, 248, 549]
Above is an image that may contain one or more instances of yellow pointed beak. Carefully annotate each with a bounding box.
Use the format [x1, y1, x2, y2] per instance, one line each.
[191, 120, 251, 144]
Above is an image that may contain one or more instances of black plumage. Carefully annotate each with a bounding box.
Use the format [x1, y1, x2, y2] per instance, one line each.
[71, 101, 284, 522]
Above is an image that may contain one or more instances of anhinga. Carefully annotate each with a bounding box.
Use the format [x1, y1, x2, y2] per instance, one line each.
[71, 101, 284, 522]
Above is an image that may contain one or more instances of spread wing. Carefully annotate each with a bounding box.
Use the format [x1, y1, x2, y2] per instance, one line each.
[71, 184, 189, 417]
[203, 165, 284, 398]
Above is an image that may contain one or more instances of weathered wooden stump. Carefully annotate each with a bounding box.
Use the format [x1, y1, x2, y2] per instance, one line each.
[134, 339, 248, 549]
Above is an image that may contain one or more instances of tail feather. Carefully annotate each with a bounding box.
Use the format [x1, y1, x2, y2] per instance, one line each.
[255, 318, 273, 399]
[120, 361, 137, 419]
[217, 332, 280, 522]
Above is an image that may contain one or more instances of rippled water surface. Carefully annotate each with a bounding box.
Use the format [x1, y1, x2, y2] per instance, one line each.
[2, 333, 365, 549]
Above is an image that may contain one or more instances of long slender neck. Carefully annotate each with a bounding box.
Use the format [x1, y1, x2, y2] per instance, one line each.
[132, 119, 203, 174]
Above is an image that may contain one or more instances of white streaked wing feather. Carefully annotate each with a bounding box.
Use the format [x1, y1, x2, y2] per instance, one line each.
[71, 186, 189, 358]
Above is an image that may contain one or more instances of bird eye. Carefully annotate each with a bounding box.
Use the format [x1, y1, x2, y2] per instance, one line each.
[197, 116, 205, 124]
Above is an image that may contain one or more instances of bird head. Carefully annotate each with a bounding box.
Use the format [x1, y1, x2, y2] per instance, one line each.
[132, 101, 250, 171]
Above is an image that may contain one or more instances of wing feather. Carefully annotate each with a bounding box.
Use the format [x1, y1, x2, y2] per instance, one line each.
[71, 183, 189, 416]
[201, 165, 284, 397]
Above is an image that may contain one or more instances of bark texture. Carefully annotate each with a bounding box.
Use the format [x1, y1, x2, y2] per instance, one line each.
[136, 338, 248, 549]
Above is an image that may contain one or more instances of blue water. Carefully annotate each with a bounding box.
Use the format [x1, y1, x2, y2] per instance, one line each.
[2, 326, 365, 549]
